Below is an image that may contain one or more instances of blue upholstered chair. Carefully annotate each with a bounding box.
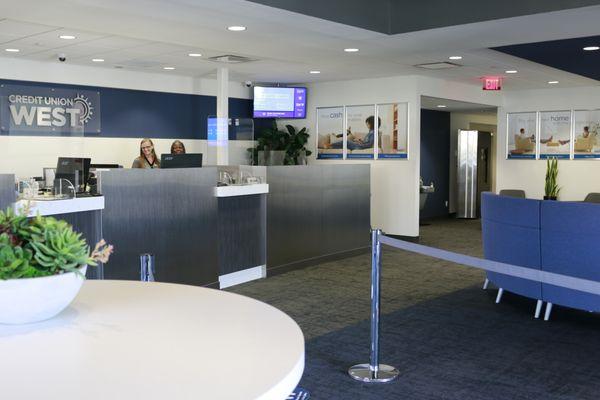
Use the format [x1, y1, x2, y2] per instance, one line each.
[540, 201, 600, 320]
[481, 192, 544, 318]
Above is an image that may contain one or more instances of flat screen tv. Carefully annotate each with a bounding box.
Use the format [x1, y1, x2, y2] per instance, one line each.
[253, 86, 306, 119]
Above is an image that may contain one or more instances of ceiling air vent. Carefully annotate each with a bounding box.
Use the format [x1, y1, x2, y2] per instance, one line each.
[414, 62, 461, 70]
[207, 54, 255, 64]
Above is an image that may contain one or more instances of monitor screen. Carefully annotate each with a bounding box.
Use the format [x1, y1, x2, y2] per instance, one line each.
[55, 157, 91, 192]
[253, 86, 306, 118]
[160, 153, 203, 169]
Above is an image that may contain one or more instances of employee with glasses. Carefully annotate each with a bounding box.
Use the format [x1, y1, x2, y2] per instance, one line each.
[132, 138, 161, 169]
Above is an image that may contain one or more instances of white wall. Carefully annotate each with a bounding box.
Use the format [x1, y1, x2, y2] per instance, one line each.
[0, 57, 252, 177]
[497, 86, 600, 201]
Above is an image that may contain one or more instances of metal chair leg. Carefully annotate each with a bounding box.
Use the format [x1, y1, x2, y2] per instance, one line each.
[544, 302, 553, 321]
[534, 300, 543, 319]
[483, 278, 489, 290]
[495, 288, 504, 304]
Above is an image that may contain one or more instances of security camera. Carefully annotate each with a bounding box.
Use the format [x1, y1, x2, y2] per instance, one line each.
[244, 81, 253, 88]
[57, 53, 66, 62]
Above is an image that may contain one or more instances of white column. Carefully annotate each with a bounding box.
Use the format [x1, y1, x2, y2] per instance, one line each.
[216, 67, 229, 165]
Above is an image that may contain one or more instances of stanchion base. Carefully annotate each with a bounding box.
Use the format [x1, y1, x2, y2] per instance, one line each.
[348, 363, 399, 383]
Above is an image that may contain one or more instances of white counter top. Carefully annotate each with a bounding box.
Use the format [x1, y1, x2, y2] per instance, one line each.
[14, 196, 105, 217]
[214, 183, 269, 197]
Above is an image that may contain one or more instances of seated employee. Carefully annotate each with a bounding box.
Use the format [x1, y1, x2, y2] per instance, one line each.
[132, 138, 160, 168]
[326, 116, 378, 150]
[170, 140, 186, 154]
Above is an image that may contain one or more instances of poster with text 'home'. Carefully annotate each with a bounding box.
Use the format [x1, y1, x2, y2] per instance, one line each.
[539, 110, 571, 159]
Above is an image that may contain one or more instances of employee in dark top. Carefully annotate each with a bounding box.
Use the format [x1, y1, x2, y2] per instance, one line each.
[170, 140, 186, 154]
[132, 138, 160, 169]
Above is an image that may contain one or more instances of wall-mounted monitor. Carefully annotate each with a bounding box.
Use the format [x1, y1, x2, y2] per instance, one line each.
[253, 86, 306, 119]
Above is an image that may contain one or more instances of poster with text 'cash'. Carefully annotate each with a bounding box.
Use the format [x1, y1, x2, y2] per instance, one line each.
[539, 111, 571, 159]
[345, 104, 376, 159]
[573, 110, 600, 159]
[507, 112, 536, 159]
[316, 106, 344, 159]
[377, 103, 408, 159]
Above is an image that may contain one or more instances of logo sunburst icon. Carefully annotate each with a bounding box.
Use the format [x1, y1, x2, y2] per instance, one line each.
[73, 94, 94, 124]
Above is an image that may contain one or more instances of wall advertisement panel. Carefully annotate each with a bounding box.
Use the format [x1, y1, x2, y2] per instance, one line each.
[377, 102, 408, 159]
[316, 106, 344, 159]
[539, 110, 571, 159]
[507, 112, 536, 159]
[573, 110, 600, 159]
[345, 104, 376, 159]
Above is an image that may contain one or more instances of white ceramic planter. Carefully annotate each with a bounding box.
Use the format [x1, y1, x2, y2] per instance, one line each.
[0, 266, 87, 324]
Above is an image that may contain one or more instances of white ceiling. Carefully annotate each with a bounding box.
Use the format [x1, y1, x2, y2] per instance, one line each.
[0, 0, 599, 90]
[421, 96, 497, 113]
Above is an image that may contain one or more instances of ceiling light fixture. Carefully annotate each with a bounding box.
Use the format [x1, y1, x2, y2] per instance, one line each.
[188, 53, 202, 57]
[309, 70, 320, 74]
[583, 46, 600, 51]
[548, 80, 559, 84]
[448, 56, 462, 60]
[344, 48, 359, 53]
[437, 105, 447, 108]
[92, 58, 104, 62]
[505, 70, 518, 74]
[59, 35, 76, 40]
[227, 26, 246, 31]
[163, 66, 175, 70]
[5, 48, 19, 52]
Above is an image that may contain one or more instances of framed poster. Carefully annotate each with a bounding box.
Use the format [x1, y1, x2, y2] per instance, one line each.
[345, 104, 376, 159]
[316, 106, 344, 159]
[539, 110, 571, 159]
[573, 110, 600, 159]
[507, 112, 536, 159]
[377, 103, 408, 159]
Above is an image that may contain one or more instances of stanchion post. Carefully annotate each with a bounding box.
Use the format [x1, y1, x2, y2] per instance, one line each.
[140, 253, 155, 282]
[348, 229, 399, 383]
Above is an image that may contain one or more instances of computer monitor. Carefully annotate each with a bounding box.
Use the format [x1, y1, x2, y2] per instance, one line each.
[55, 157, 91, 192]
[160, 153, 203, 169]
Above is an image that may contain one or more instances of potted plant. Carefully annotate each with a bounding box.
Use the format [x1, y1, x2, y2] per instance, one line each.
[544, 157, 560, 200]
[0, 206, 112, 324]
[248, 122, 312, 165]
[283, 124, 312, 165]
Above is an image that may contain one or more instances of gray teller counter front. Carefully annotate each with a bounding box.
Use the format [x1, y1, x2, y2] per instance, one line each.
[0, 165, 370, 288]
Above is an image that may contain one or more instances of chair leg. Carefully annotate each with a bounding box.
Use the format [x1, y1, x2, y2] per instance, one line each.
[495, 288, 504, 304]
[544, 302, 553, 321]
[534, 300, 543, 319]
[483, 278, 489, 290]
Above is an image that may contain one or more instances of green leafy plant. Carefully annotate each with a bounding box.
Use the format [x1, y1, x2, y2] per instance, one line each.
[544, 157, 560, 199]
[0, 207, 112, 280]
[247, 121, 312, 165]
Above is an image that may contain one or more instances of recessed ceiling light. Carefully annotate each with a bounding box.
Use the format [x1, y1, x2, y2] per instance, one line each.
[548, 80, 559, 84]
[309, 70, 320, 74]
[92, 58, 104, 62]
[344, 48, 359, 53]
[59, 35, 76, 40]
[163, 66, 175, 70]
[448, 56, 462, 60]
[505, 70, 518, 74]
[583, 46, 599, 51]
[437, 105, 447, 108]
[188, 53, 202, 57]
[227, 26, 246, 31]
[5, 48, 19, 52]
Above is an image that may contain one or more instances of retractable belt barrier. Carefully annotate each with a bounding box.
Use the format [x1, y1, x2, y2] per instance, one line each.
[348, 229, 600, 384]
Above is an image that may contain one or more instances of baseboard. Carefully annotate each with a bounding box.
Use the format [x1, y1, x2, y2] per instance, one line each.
[267, 247, 370, 277]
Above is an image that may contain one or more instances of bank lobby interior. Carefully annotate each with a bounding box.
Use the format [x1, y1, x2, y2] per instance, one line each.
[2, 1, 600, 399]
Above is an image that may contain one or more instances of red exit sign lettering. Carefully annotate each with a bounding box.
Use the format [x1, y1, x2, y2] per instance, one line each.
[483, 77, 502, 91]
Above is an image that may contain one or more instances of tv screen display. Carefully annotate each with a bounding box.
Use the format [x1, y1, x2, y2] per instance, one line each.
[253, 86, 306, 118]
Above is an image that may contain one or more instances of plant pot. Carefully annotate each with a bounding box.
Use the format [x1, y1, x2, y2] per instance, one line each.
[0, 265, 87, 324]
[543, 196, 557, 201]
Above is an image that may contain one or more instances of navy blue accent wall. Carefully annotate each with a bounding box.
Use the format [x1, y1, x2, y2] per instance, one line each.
[420, 109, 450, 219]
[0, 79, 269, 139]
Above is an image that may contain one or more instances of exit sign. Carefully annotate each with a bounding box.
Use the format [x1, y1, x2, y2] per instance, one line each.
[483, 77, 502, 91]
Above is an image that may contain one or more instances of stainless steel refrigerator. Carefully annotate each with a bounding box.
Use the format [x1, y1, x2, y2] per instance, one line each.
[457, 130, 491, 218]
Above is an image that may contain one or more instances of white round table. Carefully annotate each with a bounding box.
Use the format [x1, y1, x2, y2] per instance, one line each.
[0, 281, 305, 400]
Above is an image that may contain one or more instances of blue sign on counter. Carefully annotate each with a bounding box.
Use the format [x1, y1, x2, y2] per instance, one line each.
[0, 83, 101, 136]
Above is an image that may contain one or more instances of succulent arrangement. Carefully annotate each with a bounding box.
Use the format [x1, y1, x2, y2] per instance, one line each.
[0, 206, 112, 280]
[544, 157, 560, 200]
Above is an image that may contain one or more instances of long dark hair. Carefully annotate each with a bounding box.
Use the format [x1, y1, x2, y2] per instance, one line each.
[170, 140, 186, 154]
[139, 138, 160, 167]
